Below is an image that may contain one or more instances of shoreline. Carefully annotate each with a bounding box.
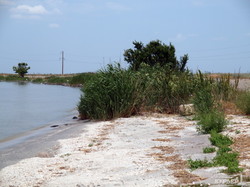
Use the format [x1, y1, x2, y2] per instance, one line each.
[0, 119, 89, 170]
[1, 113, 249, 186]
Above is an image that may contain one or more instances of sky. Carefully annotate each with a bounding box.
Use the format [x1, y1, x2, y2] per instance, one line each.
[0, 0, 249, 74]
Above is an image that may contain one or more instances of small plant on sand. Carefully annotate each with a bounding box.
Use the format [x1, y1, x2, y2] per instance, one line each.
[188, 159, 214, 170]
[189, 131, 242, 174]
[209, 130, 243, 173]
[235, 130, 241, 134]
[203, 147, 216, 153]
[209, 130, 232, 148]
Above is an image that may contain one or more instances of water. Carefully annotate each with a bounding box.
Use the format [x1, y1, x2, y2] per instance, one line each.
[0, 81, 81, 141]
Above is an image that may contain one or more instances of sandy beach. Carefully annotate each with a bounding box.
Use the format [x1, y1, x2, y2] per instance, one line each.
[0, 113, 249, 186]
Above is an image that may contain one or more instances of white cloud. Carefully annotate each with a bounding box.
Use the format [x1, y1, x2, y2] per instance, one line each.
[106, 2, 130, 12]
[49, 23, 59, 28]
[11, 5, 48, 15]
[9, 4, 61, 19]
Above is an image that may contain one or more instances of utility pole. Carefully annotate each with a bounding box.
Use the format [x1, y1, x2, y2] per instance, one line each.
[61, 51, 64, 75]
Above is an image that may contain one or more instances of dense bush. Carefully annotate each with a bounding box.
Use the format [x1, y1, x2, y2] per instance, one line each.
[136, 64, 195, 113]
[78, 63, 196, 120]
[124, 40, 188, 71]
[78, 64, 142, 120]
[236, 91, 250, 115]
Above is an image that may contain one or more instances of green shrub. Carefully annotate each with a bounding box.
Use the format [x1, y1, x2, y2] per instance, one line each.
[236, 91, 250, 115]
[138, 64, 195, 113]
[197, 111, 228, 133]
[203, 147, 216, 153]
[78, 64, 142, 120]
[78, 63, 196, 120]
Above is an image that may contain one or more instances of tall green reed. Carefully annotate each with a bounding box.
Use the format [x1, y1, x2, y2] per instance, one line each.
[78, 63, 196, 120]
[78, 64, 142, 120]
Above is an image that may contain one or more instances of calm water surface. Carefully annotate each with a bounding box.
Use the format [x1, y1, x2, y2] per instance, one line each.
[0, 82, 81, 141]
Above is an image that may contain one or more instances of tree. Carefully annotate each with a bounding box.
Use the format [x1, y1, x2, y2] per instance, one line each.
[13, 62, 30, 77]
[124, 40, 188, 71]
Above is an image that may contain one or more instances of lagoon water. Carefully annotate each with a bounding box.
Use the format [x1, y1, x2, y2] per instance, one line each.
[0, 82, 81, 141]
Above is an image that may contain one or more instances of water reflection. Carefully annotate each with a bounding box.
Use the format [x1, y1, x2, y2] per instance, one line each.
[0, 82, 81, 140]
[16, 81, 29, 86]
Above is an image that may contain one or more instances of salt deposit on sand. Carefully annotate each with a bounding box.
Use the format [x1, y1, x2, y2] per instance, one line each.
[0, 114, 249, 186]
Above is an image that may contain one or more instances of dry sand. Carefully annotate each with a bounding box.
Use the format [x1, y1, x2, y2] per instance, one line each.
[0, 114, 250, 186]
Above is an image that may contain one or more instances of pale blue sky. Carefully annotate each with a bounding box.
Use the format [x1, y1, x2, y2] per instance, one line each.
[0, 0, 249, 74]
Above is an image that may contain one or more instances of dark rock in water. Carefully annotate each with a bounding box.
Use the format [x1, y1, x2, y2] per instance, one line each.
[72, 116, 78, 119]
[50, 125, 59, 128]
[64, 123, 69, 126]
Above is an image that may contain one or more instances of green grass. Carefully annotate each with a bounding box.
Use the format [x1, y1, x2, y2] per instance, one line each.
[236, 91, 250, 115]
[32, 78, 44, 83]
[3, 75, 30, 81]
[203, 147, 216, 153]
[45, 76, 71, 84]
